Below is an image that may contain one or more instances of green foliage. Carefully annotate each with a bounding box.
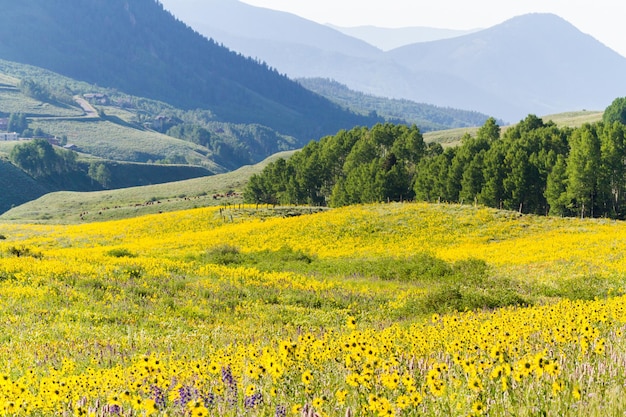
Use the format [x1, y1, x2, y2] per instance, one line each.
[88, 162, 112, 189]
[196, 245, 529, 316]
[105, 248, 137, 258]
[299, 77, 495, 131]
[539, 275, 614, 301]
[7, 112, 27, 133]
[9, 139, 77, 179]
[414, 116, 626, 219]
[244, 113, 626, 220]
[603, 97, 626, 125]
[6, 245, 42, 259]
[245, 123, 425, 206]
[203, 244, 242, 265]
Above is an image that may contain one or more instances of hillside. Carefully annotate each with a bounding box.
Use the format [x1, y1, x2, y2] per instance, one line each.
[0, 202, 625, 415]
[169, 2, 626, 122]
[0, 0, 377, 142]
[0, 150, 293, 223]
[0, 157, 51, 213]
[3, 111, 604, 223]
[0, 58, 304, 170]
[298, 77, 495, 131]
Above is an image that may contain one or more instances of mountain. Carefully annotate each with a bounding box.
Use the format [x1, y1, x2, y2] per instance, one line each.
[161, 2, 626, 122]
[163, 0, 382, 58]
[386, 13, 626, 120]
[0, 0, 377, 142]
[327, 25, 480, 51]
[297, 78, 495, 131]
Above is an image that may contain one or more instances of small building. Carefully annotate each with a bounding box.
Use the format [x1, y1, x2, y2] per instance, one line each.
[0, 132, 18, 141]
[83, 93, 109, 104]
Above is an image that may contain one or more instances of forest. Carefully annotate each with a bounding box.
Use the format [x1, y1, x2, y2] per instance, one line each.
[245, 99, 626, 219]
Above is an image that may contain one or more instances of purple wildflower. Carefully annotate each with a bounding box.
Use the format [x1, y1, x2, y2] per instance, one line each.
[151, 385, 166, 409]
[244, 392, 263, 409]
[275, 405, 287, 417]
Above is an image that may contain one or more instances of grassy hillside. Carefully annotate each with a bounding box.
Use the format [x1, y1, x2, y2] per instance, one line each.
[0, 151, 294, 223]
[0, 58, 303, 170]
[0, 157, 51, 213]
[423, 110, 604, 147]
[0, 202, 625, 415]
[29, 118, 222, 168]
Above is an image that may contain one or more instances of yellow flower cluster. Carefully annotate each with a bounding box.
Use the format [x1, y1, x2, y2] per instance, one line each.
[0, 202, 623, 415]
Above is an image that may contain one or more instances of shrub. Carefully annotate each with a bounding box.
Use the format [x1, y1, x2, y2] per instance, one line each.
[6, 245, 42, 258]
[106, 248, 137, 258]
[204, 244, 242, 265]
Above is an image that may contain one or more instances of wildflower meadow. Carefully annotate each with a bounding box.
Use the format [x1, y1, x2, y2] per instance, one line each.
[0, 202, 625, 416]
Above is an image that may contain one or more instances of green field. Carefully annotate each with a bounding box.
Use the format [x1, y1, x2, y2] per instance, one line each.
[0, 151, 294, 223]
[423, 110, 604, 147]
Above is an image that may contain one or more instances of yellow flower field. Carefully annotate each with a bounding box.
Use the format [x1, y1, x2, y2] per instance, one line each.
[0, 202, 625, 416]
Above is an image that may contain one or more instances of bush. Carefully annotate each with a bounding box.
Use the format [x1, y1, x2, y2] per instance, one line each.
[204, 244, 242, 265]
[6, 245, 42, 258]
[106, 248, 137, 258]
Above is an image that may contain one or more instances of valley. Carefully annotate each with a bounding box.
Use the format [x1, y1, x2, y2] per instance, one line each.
[0, 1, 625, 415]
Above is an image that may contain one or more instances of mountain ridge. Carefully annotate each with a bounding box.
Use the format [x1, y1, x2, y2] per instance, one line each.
[326, 24, 481, 51]
[160, 2, 626, 122]
[0, 0, 378, 142]
[385, 13, 626, 119]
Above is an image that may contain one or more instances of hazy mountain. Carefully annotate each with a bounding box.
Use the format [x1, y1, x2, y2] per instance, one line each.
[0, 0, 377, 143]
[327, 24, 480, 51]
[158, 0, 395, 89]
[161, 2, 626, 122]
[162, 0, 382, 58]
[386, 13, 626, 120]
[298, 78, 495, 131]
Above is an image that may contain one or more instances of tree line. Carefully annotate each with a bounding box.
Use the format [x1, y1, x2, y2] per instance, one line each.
[245, 99, 626, 219]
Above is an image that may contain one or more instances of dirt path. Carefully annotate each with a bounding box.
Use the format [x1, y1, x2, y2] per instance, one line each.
[73, 96, 99, 118]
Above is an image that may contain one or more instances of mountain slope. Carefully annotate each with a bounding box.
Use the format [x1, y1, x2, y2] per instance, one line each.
[0, 158, 51, 214]
[0, 0, 376, 142]
[327, 24, 480, 51]
[164, 3, 626, 122]
[298, 78, 495, 130]
[386, 13, 626, 120]
[163, 0, 382, 58]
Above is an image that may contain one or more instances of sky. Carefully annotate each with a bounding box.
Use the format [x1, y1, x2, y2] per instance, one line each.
[239, 0, 626, 57]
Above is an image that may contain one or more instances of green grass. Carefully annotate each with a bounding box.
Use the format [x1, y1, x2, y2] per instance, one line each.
[29, 118, 222, 169]
[541, 110, 604, 127]
[0, 86, 83, 117]
[424, 110, 604, 147]
[0, 151, 294, 223]
[0, 157, 51, 213]
[424, 126, 481, 147]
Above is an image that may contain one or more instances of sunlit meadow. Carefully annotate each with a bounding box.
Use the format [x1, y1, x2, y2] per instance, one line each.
[0, 202, 625, 416]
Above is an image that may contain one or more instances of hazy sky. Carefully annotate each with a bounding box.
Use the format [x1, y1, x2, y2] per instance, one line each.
[239, 0, 626, 57]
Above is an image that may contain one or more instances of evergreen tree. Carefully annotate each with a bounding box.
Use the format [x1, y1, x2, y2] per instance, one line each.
[603, 97, 626, 125]
[545, 154, 569, 216]
[565, 124, 601, 218]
